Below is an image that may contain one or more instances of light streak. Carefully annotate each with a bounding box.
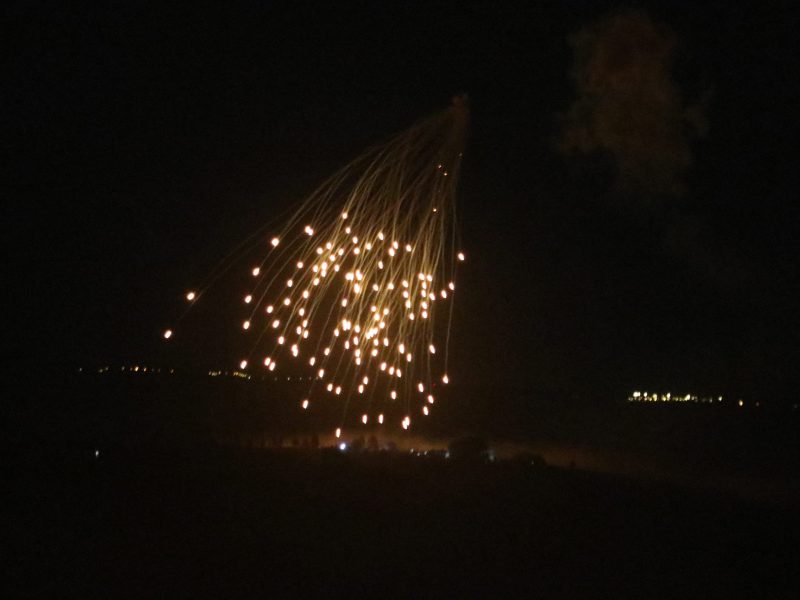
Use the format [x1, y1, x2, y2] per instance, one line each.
[163, 99, 468, 432]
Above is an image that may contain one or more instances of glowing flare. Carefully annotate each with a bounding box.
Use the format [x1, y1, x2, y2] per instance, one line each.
[163, 329, 172, 339]
[271, 237, 280, 247]
[186, 291, 196, 301]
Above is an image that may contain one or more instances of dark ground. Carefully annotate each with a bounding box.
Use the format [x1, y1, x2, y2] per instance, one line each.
[7, 440, 799, 599]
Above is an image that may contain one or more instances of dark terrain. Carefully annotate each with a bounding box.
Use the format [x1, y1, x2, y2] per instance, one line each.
[6, 372, 799, 598]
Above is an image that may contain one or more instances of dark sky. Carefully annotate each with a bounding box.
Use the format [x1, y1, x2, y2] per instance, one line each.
[8, 1, 798, 402]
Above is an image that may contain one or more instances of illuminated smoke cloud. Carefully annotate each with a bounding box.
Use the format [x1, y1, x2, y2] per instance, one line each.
[559, 10, 707, 200]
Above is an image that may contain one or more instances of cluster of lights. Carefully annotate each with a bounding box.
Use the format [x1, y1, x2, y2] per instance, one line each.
[628, 391, 724, 404]
[88, 365, 175, 374]
[163, 101, 469, 437]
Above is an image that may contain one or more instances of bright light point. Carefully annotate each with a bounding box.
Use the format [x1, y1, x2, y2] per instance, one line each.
[163, 329, 173, 339]
[390, 390, 397, 399]
[335, 427, 342, 438]
[428, 344, 436, 354]
[338, 442, 346, 451]
[309, 357, 316, 366]
[302, 399, 309, 409]
[378, 414, 384, 424]
[361, 414, 368, 424]
[287, 279, 293, 287]
[442, 374, 449, 384]
[272, 319, 280, 328]
[407, 353, 412, 362]
[283, 298, 291, 306]
[318, 368, 325, 378]
[186, 291, 196, 301]
[358, 384, 364, 393]
[739, 400, 744, 407]
[423, 406, 429, 416]
[441, 290, 448, 298]
[341, 211, 348, 220]
[252, 267, 260, 276]
[405, 244, 412, 252]
[244, 294, 252, 304]
[324, 347, 331, 356]
[242, 320, 250, 330]
[264, 357, 272, 366]
[457, 252, 465, 261]
[335, 386, 341, 395]
[269, 362, 276, 371]
[271, 237, 280, 247]
[304, 225, 314, 236]
[448, 282, 455, 290]
[278, 336, 285, 344]
[427, 394, 434, 404]
[327, 383, 334, 392]
[418, 382, 424, 392]
[240, 360, 248, 369]
[266, 305, 274, 313]
[297, 261, 304, 269]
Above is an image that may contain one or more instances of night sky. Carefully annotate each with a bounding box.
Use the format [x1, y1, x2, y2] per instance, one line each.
[8, 2, 798, 403]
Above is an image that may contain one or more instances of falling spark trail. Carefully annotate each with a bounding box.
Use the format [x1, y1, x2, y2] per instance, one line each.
[163, 97, 469, 435]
